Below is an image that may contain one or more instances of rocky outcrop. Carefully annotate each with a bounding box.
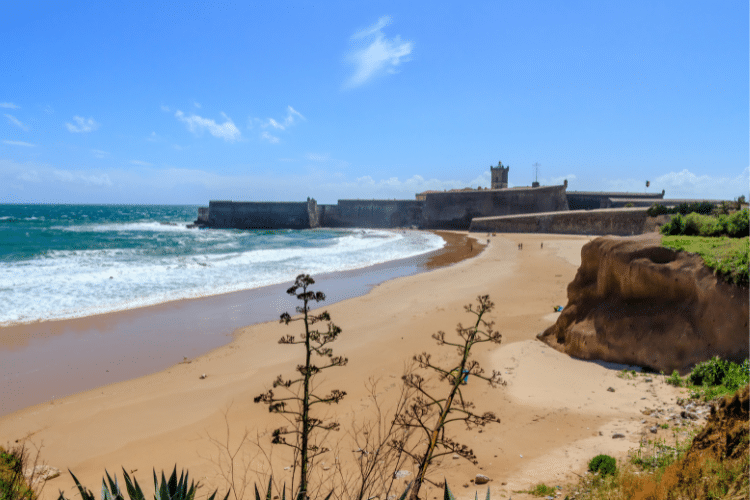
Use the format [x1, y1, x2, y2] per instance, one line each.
[537, 234, 749, 374]
[685, 385, 748, 462]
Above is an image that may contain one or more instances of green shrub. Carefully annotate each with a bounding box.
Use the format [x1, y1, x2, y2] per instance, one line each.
[688, 356, 729, 387]
[726, 208, 749, 237]
[660, 208, 748, 238]
[688, 357, 749, 392]
[588, 454, 617, 477]
[723, 359, 750, 391]
[666, 370, 682, 387]
[647, 203, 669, 217]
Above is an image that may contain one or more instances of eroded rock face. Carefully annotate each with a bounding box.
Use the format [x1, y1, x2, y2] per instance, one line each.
[537, 234, 749, 374]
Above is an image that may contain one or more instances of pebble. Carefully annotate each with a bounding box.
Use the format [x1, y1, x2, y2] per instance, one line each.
[199, 374, 207, 379]
[607, 387, 615, 392]
[475, 474, 490, 485]
[649, 426, 658, 434]
[393, 470, 411, 479]
[645, 377, 653, 382]
[612, 433, 626, 439]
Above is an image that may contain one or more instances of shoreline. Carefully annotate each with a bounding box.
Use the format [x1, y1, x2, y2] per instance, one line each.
[0, 232, 686, 499]
[0, 230, 483, 416]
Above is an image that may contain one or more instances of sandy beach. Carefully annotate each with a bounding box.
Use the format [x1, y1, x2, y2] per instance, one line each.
[0, 232, 686, 499]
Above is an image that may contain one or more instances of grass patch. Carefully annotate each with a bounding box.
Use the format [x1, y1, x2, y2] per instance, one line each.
[516, 483, 557, 497]
[662, 234, 749, 286]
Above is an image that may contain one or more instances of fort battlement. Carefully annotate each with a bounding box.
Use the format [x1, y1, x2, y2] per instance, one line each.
[194, 162, 670, 233]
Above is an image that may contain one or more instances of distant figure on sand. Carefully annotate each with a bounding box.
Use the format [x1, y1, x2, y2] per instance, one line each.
[541, 242, 543, 249]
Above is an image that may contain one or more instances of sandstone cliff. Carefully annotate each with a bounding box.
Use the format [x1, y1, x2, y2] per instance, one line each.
[537, 234, 749, 374]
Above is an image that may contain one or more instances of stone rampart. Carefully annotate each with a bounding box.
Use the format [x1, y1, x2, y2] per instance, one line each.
[207, 201, 313, 229]
[423, 185, 568, 230]
[469, 207, 658, 236]
[321, 199, 423, 228]
[567, 191, 664, 210]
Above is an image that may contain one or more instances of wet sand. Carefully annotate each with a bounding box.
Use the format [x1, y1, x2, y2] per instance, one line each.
[0, 231, 482, 416]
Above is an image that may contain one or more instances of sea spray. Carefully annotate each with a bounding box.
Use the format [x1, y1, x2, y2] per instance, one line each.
[0, 204, 444, 325]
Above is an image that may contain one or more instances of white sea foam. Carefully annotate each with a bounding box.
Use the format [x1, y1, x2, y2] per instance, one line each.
[0, 229, 444, 326]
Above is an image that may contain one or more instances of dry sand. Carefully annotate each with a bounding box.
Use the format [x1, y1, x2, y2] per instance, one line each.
[0, 232, 686, 499]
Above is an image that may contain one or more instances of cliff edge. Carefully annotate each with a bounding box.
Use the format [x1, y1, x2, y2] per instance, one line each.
[537, 234, 749, 374]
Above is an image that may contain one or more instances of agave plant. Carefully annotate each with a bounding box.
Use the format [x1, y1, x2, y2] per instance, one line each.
[442, 481, 490, 500]
[57, 466, 229, 500]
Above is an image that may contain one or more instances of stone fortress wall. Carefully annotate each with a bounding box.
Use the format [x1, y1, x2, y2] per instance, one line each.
[196, 162, 675, 234]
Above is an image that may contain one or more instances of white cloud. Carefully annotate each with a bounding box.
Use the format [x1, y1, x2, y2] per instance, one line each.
[261, 131, 280, 144]
[65, 116, 99, 133]
[305, 153, 330, 162]
[542, 174, 577, 186]
[160, 105, 171, 112]
[53, 169, 113, 186]
[599, 168, 748, 200]
[175, 110, 241, 142]
[4, 114, 29, 131]
[17, 170, 41, 182]
[322, 173, 481, 197]
[0, 102, 19, 109]
[146, 131, 160, 142]
[264, 106, 305, 131]
[130, 160, 152, 166]
[2, 140, 36, 147]
[344, 16, 413, 89]
[91, 149, 109, 158]
[194, 102, 201, 108]
[654, 167, 749, 199]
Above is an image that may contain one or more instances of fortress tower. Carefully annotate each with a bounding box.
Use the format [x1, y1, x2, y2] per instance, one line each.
[490, 161, 509, 189]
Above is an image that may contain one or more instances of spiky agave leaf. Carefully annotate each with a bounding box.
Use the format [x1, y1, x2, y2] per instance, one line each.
[167, 467, 178, 500]
[265, 477, 274, 500]
[206, 489, 231, 500]
[484, 486, 490, 500]
[443, 480, 455, 500]
[104, 470, 125, 500]
[397, 481, 413, 500]
[68, 470, 96, 500]
[122, 469, 146, 500]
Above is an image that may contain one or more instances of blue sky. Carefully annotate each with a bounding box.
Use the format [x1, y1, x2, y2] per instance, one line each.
[1, 1, 748, 204]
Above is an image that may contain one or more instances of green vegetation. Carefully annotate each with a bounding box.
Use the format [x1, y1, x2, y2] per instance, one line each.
[659, 208, 749, 238]
[665, 370, 682, 387]
[616, 369, 639, 380]
[56, 467, 228, 500]
[396, 295, 503, 500]
[254, 274, 347, 499]
[568, 386, 749, 499]
[526, 483, 556, 496]
[647, 201, 715, 217]
[587, 454, 617, 478]
[0, 445, 41, 500]
[686, 357, 750, 402]
[662, 234, 749, 286]
[662, 358, 749, 401]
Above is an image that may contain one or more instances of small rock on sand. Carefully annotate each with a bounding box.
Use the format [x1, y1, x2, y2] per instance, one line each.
[474, 474, 490, 485]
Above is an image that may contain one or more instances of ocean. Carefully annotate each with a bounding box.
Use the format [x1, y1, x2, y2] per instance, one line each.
[0, 204, 445, 326]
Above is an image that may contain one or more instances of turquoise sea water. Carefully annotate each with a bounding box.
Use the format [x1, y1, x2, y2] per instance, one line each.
[0, 204, 444, 325]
